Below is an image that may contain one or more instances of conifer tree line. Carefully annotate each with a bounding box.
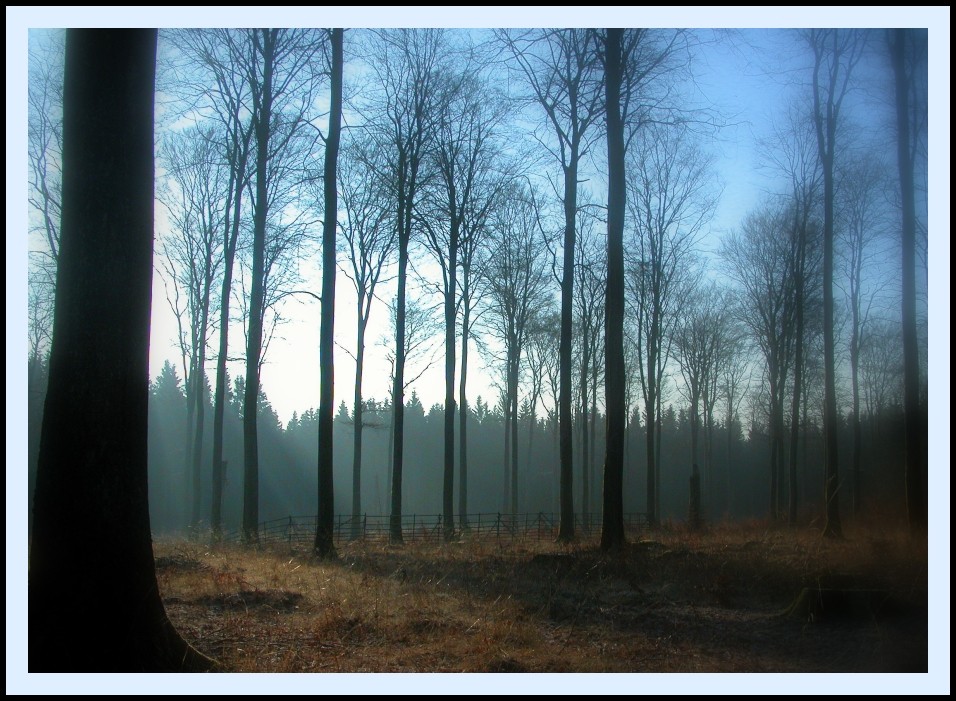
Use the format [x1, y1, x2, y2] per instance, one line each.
[27, 28, 929, 545]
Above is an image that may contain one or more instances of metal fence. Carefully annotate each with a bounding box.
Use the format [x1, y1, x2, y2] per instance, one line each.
[224, 512, 649, 546]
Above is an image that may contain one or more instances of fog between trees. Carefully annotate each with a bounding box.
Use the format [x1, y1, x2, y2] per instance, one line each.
[26, 28, 929, 540]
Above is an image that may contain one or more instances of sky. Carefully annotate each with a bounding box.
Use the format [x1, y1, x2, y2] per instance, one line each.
[138, 23, 914, 427]
[7, 6, 950, 695]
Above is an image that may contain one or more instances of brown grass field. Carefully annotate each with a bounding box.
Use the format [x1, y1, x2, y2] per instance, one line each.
[154, 520, 928, 677]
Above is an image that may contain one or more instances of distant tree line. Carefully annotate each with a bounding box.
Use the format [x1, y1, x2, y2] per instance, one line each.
[19, 358, 910, 535]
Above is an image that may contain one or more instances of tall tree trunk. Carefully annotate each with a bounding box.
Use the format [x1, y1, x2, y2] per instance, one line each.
[645, 307, 659, 529]
[850, 300, 862, 518]
[821, 150, 841, 538]
[212, 125, 251, 540]
[645, 390, 657, 528]
[789, 223, 806, 527]
[557, 159, 577, 542]
[726, 392, 735, 516]
[458, 270, 471, 529]
[812, 30, 844, 539]
[590, 373, 598, 516]
[503, 389, 511, 511]
[580, 353, 590, 529]
[768, 377, 779, 522]
[890, 29, 926, 534]
[600, 28, 626, 549]
[29, 29, 212, 671]
[190, 290, 212, 530]
[350, 314, 366, 541]
[242, 30, 276, 545]
[190, 342, 207, 529]
[442, 222, 458, 542]
[390, 211, 409, 545]
[315, 27, 343, 558]
[184, 367, 197, 528]
[510, 360, 520, 515]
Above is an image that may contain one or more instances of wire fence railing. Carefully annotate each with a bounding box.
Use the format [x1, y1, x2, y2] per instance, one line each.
[222, 512, 649, 546]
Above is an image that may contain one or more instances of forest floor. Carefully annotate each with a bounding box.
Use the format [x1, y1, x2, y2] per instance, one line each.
[155, 520, 928, 677]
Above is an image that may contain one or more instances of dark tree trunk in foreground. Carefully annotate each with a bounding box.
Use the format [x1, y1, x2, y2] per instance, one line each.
[890, 29, 926, 534]
[601, 28, 626, 550]
[29, 29, 212, 671]
[315, 28, 343, 558]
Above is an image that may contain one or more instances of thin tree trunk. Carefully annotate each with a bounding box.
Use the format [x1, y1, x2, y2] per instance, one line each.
[458, 272, 471, 529]
[390, 215, 409, 545]
[503, 390, 511, 512]
[242, 30, 276, 545]
[442, 223, 458, 542]
[212, 125, 250, 540]
[510, 362, 519, 515]
[315, 27, 343, 558]
[557, 160, 577, 542]
[813, 31, 843, 539]
[789, 237, 806, 527]
[351, 316, 366, 541]
[581, 354, 590, 529]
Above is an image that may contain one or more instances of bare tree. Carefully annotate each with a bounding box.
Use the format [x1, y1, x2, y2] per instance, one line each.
[673, 279, 729, 523]
[527, 304, 563, 513]
[165, 29, 258, 540]
[836, 150, 891, 517]
[721, 203, 798, 521]
[859, 318, 904, 423]
[419, 57, 507, 541]
[240, 28, 325, 543]
[315, 27, 343, 559]
[457, 169, 502, 530]
[157, 123, 229, 529]
[760, 99, 824, 526]
[379, 291, 442, 512]
[480, 184, 552, 515]
[719, 317, 752, 516]
[27, 30, 64, 421]
[522, 303, 555, 506]
[807, 27, 868, 538]
[338, 137, 396, 540]
[27, 30, 64, 261]
[363, 29, 448, 543]
[497, 28, 604, 541]
[573, 208, 606, 526]
[626, 121, 717, 528]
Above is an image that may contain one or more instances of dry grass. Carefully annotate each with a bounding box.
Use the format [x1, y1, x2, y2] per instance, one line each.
[154, 521, 928, 673]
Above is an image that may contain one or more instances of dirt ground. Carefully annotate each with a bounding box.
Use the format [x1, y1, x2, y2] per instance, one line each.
[156, 522, 928, 678]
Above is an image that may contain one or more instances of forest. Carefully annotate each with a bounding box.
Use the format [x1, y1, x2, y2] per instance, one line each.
[18, 19, 942, 686]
